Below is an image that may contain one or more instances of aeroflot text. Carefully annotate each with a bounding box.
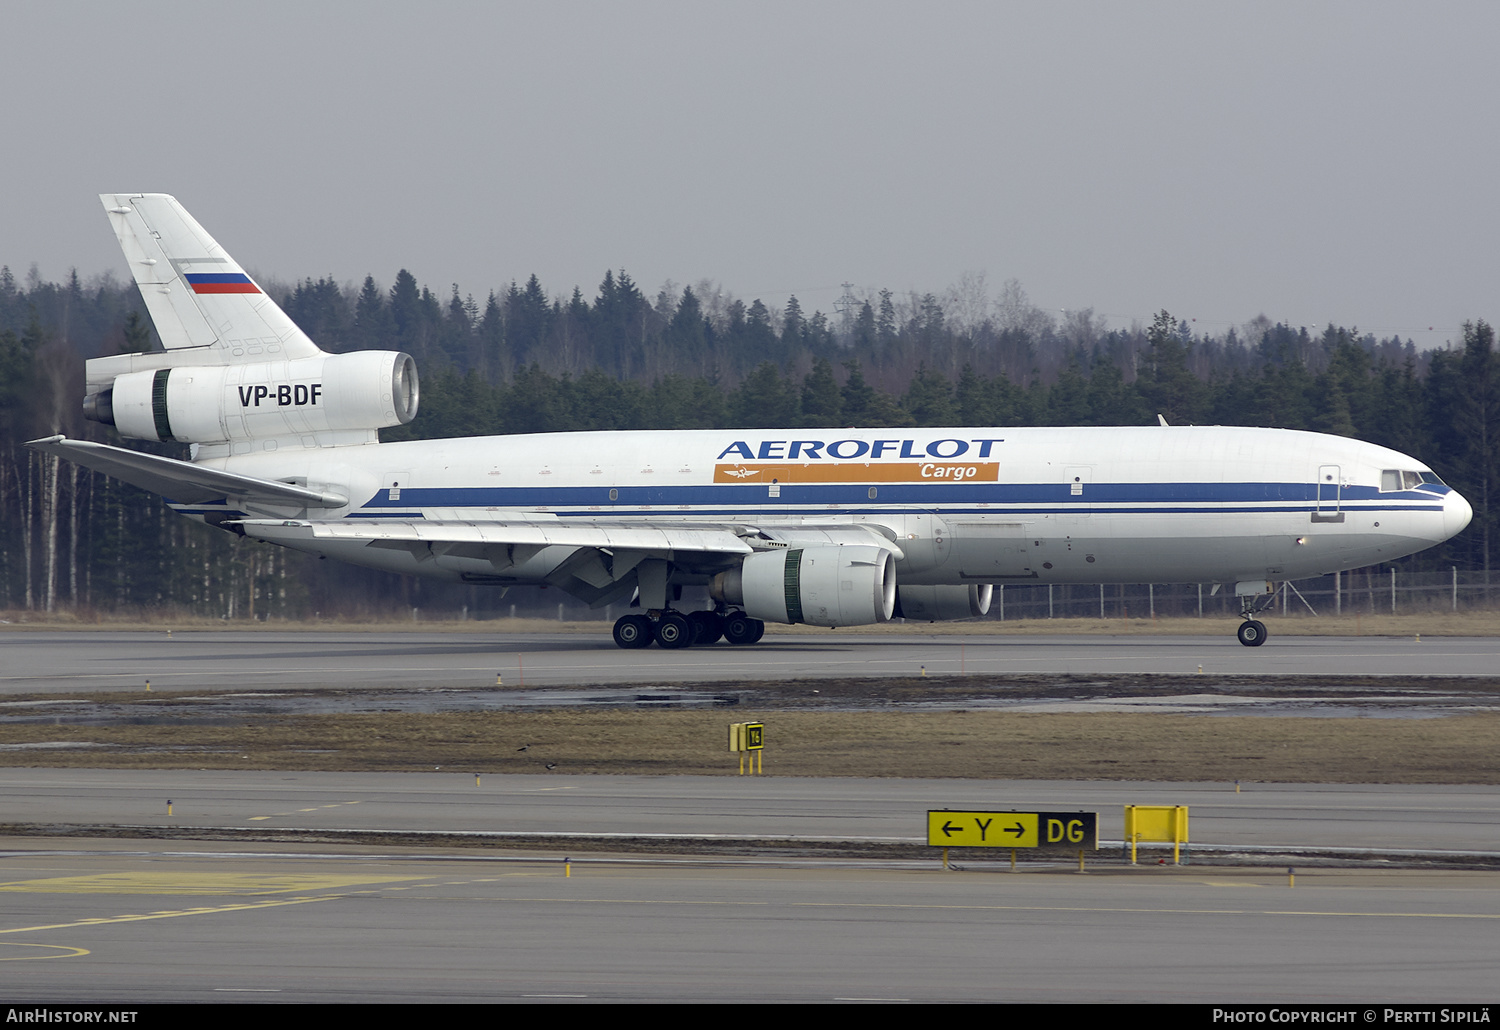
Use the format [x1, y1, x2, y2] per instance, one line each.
[717, 439, 1004, 461]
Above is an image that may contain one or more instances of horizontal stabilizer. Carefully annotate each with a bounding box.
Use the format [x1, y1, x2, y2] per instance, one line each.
[26, 436, 348, 508]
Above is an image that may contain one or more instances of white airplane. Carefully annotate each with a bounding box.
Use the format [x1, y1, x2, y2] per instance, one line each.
[29, 195, 1474, 649]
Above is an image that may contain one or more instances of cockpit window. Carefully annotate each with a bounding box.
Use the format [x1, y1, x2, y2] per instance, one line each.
[1382, 469, 1443, 491]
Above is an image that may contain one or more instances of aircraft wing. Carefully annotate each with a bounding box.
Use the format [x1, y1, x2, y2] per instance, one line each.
[235, 518, 899, 562]
[236, 517, 759, 606]
[26, 435, 349, 509]
[235, 517, 756, 556]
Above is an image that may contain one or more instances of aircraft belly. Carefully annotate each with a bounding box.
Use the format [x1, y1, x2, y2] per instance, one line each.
[275, 536, 466, 581]
[946, 519, 1034, 580]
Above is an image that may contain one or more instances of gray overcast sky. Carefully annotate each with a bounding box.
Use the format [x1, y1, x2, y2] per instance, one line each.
[2, 1, 1496, 349]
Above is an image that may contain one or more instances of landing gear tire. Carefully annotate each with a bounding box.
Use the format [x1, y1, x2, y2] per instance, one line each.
[723, 612, 765, 645]
[613, 614, 654, 649]
[655, 612, 694, 649]
[688, 610, 723, 645]
[1237, 619, 1267, 647]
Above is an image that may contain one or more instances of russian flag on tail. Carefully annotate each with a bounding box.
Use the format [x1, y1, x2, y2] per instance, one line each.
[185, 272, 260, 294]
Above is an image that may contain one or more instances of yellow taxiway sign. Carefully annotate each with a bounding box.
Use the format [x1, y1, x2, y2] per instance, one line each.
[927, 811, 1098, 849]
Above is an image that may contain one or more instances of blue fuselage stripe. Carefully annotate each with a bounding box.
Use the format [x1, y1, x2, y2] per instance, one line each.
[352, 481, 1448, 513]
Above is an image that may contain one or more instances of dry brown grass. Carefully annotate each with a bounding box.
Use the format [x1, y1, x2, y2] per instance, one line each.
[3, 708, 1498, 783]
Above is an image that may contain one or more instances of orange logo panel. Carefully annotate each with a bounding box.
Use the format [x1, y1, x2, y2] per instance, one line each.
[713, 463, 999, 484]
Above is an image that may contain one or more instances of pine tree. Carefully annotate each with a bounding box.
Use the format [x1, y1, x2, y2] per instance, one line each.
[800, 357, 841, 427]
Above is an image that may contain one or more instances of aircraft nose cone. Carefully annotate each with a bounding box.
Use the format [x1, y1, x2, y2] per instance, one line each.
[1444, 489, 1474, 541]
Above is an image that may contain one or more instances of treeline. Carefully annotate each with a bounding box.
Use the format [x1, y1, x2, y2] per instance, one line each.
[0, 263, 1495, 619]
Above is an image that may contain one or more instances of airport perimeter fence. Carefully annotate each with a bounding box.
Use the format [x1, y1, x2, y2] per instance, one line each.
[435, 566, 1495, 624]
[984, 567, 1496, 622]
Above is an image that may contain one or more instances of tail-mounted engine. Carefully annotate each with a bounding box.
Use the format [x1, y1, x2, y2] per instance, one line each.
[84, 350, 418, 445]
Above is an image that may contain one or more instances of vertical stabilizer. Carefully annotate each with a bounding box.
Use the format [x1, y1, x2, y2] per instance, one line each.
[85, 195, 416, 452]
[99, 193, 322, 362]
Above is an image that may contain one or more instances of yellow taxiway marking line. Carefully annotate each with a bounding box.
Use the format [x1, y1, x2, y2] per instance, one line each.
[0, 942, 90, 961]
[0, 873, 546, 939]
[0, 896, 333, 934]
[0, 872, 418, 895]
[249, 800, 361, 820]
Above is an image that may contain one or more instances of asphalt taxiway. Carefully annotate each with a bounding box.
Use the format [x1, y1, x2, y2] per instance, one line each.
[3, 843, 1497, 1003]
[2, 769, 1498, 855]
[5, 629, 1500, 693]
[3, 629, 1498, 1002]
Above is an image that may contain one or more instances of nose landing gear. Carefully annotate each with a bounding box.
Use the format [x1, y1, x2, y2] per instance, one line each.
[1236, 619, 1267, 647]
[1235, 586, 1276, 647]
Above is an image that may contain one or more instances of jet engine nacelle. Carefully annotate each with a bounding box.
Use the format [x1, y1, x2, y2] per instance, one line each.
[84, 350, 418, 444]
[894, 584, 993, 621]
[713, 545, 896, 627]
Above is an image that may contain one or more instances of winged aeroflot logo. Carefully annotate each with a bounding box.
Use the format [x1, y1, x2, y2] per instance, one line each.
[723, 467, 761, 478]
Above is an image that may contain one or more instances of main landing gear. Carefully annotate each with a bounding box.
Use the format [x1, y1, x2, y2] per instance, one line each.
[612, 610, 765, 649]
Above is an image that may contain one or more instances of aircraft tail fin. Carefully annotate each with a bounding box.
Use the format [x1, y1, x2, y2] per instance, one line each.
[82, 195, 416, 453]
[98, 193, 323, 367]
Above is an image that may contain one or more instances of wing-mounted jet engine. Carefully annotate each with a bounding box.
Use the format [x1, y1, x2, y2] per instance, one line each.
[893, 584, 993, 621]
[710, 545, 897, 628]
